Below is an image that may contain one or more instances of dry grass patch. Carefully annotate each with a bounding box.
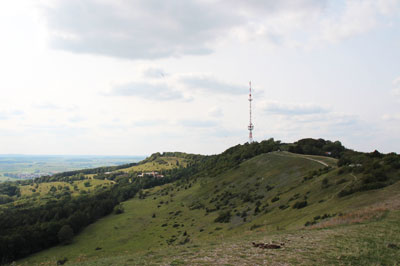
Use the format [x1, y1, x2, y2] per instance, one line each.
[310, 195, 400, 229]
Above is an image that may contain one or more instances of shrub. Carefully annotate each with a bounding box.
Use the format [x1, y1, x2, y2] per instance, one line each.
[279, 205, 289, 210]
[114, 204, 124, 214]
[57, 257, 68, 265]
[321, 178, 330, 189]
[214, 210, 231, 223]
[292, 200, 308, 209]
[336, 178, 347, 185]
[58, 225, 74, 244]
[271, 196, 280, 202]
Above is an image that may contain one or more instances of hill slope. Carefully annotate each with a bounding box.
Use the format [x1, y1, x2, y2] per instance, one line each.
[18, 151, 400, 265]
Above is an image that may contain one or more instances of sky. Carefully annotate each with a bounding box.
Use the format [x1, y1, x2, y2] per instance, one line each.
[0, 0, 399, 156]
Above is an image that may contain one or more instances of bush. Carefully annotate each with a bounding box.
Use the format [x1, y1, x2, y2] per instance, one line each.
[336, 178, 347, 185]
[114, 204, 124, 214]
[271, 196, 280, 202]
[292, 200, 308, 209]
[214, 210, 231, 223]
[0, 195, 13, 204]
[58, 225, 74, 244]
[321, 178, 330, 189]
[57, 257, 68, 265]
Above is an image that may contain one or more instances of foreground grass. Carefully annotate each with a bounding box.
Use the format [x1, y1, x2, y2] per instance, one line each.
[17, 152, 400, 265]
[18, 210, 400, 265]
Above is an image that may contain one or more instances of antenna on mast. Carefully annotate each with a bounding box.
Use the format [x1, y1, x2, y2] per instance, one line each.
[248, 81, 254, 143]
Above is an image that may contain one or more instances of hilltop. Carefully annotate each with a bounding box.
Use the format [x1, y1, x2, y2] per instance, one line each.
[10, 138, 400, 265]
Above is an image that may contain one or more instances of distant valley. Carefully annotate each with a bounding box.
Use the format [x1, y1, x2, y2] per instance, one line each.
[0, 155, 145, 181]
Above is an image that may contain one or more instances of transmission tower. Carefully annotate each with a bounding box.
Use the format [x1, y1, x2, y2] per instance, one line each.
[248, 81, 254, 143]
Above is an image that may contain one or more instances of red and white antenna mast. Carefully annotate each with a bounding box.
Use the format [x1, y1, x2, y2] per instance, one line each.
[248, 81, 254, 143]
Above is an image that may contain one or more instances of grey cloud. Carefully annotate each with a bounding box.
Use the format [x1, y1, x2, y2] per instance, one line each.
[264, 102, 329, 115]
[393, 77, 400, 96]
[180, 75, 245, 95]
[41, 0, 327, 60]
[109, 82, 185, 101]
[42, 0, 236, 60]
[143, 67, 168, 79]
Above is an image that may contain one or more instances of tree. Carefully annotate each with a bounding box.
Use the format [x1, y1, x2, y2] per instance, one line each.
[58, 225, 74, 244]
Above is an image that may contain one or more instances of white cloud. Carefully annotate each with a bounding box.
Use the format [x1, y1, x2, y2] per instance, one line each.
[0, 110, 24, 120]
[393, 77, 400, 96]
[180, 74, 245, 95]
[108, 81, 186, 101]
[40, 0, 235, 59]
[142, 67, 168, 79]
[179, 119, 218, 128]
[38, 0, 399, 59]
[262, 101, 330, 115]
[382, 113, 400, 121]
[208, 106, 223, 118]
[132, 119, 169, 127]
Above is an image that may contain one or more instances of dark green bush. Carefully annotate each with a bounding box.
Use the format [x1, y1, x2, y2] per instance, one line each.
[271, 196, 280, 202]
[214, 210, 231, 223]
[292, 200, 308, 209]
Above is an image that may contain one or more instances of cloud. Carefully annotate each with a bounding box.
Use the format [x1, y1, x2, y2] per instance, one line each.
[393, 77, 400, 97]
[109, 82, 185, 101]
[0, 110, 24, 120]
[208, 107, 223, 118]
[132, 119, 169, 127]
[33, 102, 77, 111]
[318, 0, 400, 44]
[41, 0, 235, 59]
[382, 113, 400, 121]
[179, 119, 217, 128]
[180, 75, 245, 95]
[263, 101, 329, 115]
[38, 0, 398, 59]
[68, 115, 85, 123]
[142, 67, 168, 79]
[24, 123, 87, 137]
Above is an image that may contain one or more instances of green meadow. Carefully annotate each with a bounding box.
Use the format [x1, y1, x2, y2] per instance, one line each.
[17, 151, 400, 265]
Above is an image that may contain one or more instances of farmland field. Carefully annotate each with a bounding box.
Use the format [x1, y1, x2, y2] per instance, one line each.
[0, 155, 145, 181]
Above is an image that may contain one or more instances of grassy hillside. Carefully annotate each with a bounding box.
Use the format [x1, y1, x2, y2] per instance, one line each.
[19, 179, 114, 197]
[18, 151, 400, 265]
[119, 156, 189, 173]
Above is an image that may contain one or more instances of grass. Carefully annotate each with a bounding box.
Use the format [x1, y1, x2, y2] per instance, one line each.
[20, 210, 400, 265]
[19, 179, 113, 197]
[119, 157, 188, 173]
[17, 152, 400, 265]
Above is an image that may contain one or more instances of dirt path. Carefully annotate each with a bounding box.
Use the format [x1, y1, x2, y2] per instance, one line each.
[301, 157, 329, 167]
[274, 152, 329, 167]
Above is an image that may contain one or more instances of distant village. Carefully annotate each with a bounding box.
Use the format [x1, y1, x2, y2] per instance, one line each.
[137, 171, 164, 178]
